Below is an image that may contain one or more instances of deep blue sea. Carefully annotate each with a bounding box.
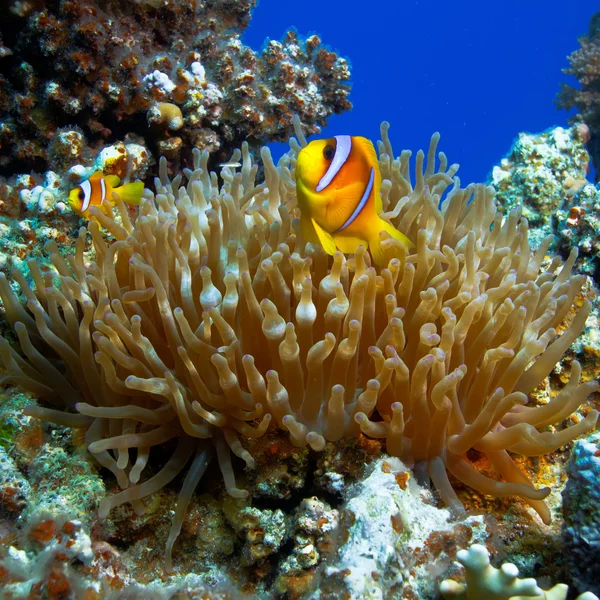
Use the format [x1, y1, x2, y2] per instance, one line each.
[245, 0, 597, 185]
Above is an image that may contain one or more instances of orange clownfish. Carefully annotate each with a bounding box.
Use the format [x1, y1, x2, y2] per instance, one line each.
[295, 135, 412, 266]
[68, 171, 144, 218]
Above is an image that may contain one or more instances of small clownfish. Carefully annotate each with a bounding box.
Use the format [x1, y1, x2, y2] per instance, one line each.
[295, 135, 412, 266]
[68, 171, 144, 218]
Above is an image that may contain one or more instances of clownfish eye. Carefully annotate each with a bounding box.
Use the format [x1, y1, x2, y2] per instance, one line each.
[78, 189, 85, 201]
[323, 144, 335, 161]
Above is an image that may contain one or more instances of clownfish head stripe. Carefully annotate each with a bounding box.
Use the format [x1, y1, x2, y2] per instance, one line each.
[80, 179, 92, 212]
[334, 167, 375, 233]
[316, 135, 352, 192]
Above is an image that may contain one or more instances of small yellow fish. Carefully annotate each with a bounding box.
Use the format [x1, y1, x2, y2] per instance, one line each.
[68, 171, 144, 218]
[296, 135, 412, 266]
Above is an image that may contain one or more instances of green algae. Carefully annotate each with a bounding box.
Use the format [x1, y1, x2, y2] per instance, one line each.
[0, 419, 17, 449]
[0, 387, 38, 445]
[24, 443, 106, 524]
[0, 385, 105, 524]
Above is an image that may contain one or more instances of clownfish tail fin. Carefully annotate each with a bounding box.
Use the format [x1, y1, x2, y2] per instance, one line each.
[113, 181, 144, 205]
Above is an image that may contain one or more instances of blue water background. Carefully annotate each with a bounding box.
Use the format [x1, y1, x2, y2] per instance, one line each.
[244, 0, 597, 185]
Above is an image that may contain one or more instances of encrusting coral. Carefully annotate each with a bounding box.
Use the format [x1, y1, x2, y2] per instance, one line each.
[0, 121, 597, 569]
[439, 543, 599, 600]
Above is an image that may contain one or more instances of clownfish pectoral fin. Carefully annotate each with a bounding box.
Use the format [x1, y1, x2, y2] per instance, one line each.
[311, 218, 337, 255]
[332, 233, 367, 255]
[300, 215, 320, 246]
[112, 181, 144, 205]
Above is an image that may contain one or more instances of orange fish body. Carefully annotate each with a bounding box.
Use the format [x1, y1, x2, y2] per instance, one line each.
[68, 171, 144, 219]
[296, 136, 411, 266]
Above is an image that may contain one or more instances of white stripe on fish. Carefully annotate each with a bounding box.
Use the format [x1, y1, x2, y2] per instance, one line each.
[80, 179, 92, 212]
[334, 167, 375, 233]
[316, 135, 352, 192]
[99, 177, 106, 203]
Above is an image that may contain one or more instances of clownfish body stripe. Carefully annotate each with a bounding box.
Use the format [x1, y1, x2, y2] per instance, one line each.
[334, 167, 375, 233]
[80, 179, 92, 212]
[316, 135, 352, 192]
[99, 177, 106, 203]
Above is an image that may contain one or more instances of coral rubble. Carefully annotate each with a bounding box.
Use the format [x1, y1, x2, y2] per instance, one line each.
[318, 457, 489, 600]
[0, 0, 351, 174]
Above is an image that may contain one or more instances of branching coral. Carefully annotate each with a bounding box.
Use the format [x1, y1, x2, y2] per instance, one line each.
[439, 543, 599, 600]
[0, 123, 597, 569]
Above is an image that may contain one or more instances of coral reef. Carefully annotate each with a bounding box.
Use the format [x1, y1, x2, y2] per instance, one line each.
[0, 0, 351, 174]
[0, 435, 514, 599]
[0, 140, 151, 303]
[557, 12, 600, 178]
[490, 124, 600, 378]
[491, 125, 590, 255]
[245, 430, 310, 499]
[562, 431, 600, 597]
[0, 121, 597, 584]
[439, 543, 598, 600]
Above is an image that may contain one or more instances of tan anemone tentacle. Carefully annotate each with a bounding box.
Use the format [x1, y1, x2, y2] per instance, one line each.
[0, 125, 596, 569]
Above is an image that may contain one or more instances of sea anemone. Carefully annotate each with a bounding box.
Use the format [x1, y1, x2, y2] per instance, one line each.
[0, 122, 597, 569]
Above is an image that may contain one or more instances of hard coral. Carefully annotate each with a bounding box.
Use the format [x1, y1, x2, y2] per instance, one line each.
[557, 12, 600, 179]
[490, 125, 600, 279]
[0, 0, 351, 173]
[0, 123, 597, 571]
[492, 126, 590, 246]
[439, 543, 598, 600]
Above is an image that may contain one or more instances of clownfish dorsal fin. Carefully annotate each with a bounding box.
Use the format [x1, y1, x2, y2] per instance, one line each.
[311, 218, 337, 255]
